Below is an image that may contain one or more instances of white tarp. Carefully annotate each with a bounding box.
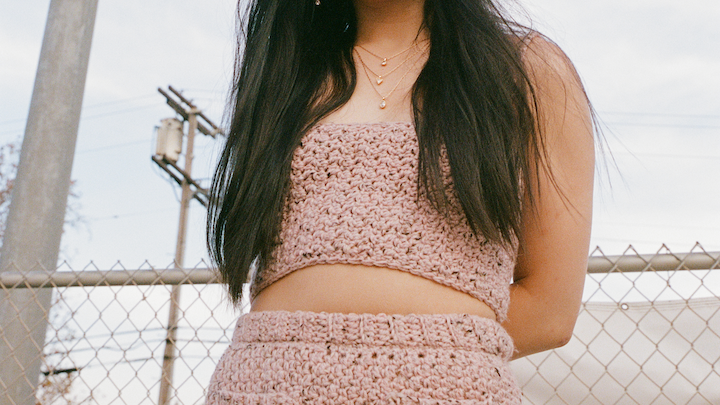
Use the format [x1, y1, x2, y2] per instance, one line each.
[511, 297, 720, 404]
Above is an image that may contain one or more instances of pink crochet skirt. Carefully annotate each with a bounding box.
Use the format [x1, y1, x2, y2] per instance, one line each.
[207, 311, 522, 404]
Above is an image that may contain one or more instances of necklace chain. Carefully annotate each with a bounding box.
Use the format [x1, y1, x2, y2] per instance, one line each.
[358, 43, 422, 85]
[354, 44, 428, 109]
[356, 38, 428, 67]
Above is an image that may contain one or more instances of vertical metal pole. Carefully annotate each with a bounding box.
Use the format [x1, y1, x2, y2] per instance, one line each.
[0, 0, 98, 404]
[158, 110, 198, 405]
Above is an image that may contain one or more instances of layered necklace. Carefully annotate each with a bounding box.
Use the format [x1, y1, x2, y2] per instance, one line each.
[356, 39, 426, 68]
[354, 39, 429, 109]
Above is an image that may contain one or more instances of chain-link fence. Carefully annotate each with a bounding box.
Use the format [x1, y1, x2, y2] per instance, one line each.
[1, 245, 719, 405]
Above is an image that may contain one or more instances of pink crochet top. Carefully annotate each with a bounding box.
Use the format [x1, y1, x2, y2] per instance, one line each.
[250, 122, 517, 321]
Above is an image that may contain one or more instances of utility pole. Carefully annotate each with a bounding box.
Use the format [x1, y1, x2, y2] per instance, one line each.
[153, 86, 222, 405]
[0, 1, 98, 404]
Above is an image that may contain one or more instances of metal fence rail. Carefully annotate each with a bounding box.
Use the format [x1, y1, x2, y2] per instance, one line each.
[1, 245, 719, 404]
[3, 249, 718, 289]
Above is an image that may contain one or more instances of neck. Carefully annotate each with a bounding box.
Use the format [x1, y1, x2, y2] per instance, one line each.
[353, 0, 428, 52]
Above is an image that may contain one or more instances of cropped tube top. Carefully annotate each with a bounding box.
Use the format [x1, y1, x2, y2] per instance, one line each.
[249, 122, 517, 321]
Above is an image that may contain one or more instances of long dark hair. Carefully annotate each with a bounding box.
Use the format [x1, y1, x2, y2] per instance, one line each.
[208, 0, 565, 305]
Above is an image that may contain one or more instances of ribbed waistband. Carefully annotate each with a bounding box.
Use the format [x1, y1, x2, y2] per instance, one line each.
[231, 310, 514, 360]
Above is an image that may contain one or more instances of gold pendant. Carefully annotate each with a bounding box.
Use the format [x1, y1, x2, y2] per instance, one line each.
[376, 77, 383, 85]
[381, 58, 387, 66]
[379, 99, 386, 109]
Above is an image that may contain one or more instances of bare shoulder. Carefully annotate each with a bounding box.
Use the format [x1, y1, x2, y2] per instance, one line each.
[520, 33, 583, 89]
[518, 32, 594, 152]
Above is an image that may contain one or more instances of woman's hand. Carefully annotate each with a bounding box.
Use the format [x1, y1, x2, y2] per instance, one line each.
[502, 35, 596, 359]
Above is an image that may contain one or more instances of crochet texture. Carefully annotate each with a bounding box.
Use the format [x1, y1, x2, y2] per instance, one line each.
[207, 311, 521, 404]
[250, 122, 517, 321]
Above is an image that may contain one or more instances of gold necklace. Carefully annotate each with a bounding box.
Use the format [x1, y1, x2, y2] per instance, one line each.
[355, 38, 428, 68]
[356, 42, 427, 85]
[354, 47, 425, 109]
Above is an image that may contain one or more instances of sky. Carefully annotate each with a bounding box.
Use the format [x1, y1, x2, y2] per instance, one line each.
[0, 1, 718, 403]
[0, 0, 719, 272]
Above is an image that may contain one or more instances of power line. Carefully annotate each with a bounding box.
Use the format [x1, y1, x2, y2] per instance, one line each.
[0, 93, 159, 127]
[0, 104, 159, 139]
[175, 88, 225, 95]
[46, 327, 167, 342]
[44, 341, 164, 355]
[5, 106, 720, 134]
[596, 221, 720, 232]
[69, 356, 159, 370]
[605, 121, 720, 130]
[86, 207, 178, 222]
[81, 93, 157, 110]
[601, 111, 720, 120]
[80, 103, 159, 121]
[44, 326, 230, 344]
[76, 140, 149, 154]
[611, 151, 720, 161]
[0, 128, 24, 137]
[0, 118, 26, 127]
[43, 335, 233, 358]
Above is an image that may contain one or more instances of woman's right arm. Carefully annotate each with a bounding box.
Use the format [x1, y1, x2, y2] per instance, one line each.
[501, 36, 596, 359]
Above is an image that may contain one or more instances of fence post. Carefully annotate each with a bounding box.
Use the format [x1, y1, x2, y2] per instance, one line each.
[0, 0, 98, 404]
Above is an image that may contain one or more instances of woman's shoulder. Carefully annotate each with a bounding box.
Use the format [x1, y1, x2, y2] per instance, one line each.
[515, 31, 584, 91]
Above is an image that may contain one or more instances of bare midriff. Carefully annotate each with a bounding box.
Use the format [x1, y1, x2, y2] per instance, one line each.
[250, 264, 497, 321]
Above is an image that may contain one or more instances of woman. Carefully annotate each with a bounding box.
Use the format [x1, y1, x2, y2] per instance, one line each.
[206, 0, 595, 403]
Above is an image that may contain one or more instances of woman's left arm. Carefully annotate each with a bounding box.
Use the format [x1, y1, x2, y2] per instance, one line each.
[501, 37, 596, 359]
